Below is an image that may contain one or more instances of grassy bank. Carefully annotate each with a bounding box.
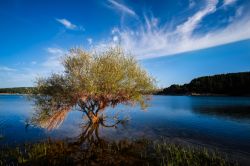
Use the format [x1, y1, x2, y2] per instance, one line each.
[0, 139, 236, 166]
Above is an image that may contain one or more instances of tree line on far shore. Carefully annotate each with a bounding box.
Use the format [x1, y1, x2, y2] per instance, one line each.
[157, 72, 250, 96]
[0, 87, 34, 94]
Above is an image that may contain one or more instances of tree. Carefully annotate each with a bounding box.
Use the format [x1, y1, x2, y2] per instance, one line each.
[31, 47, 155, 130]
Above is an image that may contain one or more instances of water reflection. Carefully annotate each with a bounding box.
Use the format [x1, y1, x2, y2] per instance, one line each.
[192, 105, 250, 121]
[1, 95, 250, 162]
[187, 96, 250, 122]
[76, 120, 127, 146]
[29, 97, 130, 145]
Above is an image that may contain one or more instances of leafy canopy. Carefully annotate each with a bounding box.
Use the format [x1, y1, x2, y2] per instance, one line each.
[32, 47, 155, 129]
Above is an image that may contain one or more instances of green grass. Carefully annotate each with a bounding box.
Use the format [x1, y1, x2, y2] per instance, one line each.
[0, 139, 237, 166]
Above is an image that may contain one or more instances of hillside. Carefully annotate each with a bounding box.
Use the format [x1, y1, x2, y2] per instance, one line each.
[158, 72, 250, 96]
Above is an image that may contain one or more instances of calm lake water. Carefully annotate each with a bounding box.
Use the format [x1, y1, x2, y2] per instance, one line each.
[1, 95, 250, 160]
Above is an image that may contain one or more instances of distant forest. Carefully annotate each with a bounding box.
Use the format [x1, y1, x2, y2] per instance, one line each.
[0, 87, 34, 94]
[157, 72, 250, 96]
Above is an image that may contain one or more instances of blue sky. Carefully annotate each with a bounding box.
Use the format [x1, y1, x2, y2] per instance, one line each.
[0, 0, 250, 88]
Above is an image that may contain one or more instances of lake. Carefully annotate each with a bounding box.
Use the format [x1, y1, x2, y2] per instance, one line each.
[1, 94, 250, 162]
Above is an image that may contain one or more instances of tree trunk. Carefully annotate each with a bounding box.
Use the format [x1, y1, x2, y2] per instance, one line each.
[85, 109, 100, 124]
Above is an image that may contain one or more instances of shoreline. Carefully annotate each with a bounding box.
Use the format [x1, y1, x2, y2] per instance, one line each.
[155, 93, 250, 97]
[0, 93, 29, 95]
[2, 93, 250, 97]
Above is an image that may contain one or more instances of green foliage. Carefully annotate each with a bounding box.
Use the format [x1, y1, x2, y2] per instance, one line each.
[158, 72, 250, 96]
[31, 47, 156, 129]
[61, 47, 155, 101]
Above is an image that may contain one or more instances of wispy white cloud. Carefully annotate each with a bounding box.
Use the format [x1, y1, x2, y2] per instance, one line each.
[56, 18, 77, 30]
[228, 5, 243, 22]
[47, 47, 65, 55]
[112, 35, 119, 42]
[111, 27, 120, 34]
[95, 0, 250, 59]
[0, 47, 67, 88]
[55, 18, 84, 31]
[87, 38, 93, 45]
[223, 0, 237, 6]
[0, 66, 16, 72]
[107, 0, 137, 17]
[235, 6, 243, 17]
[177, 0, 218, 38]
